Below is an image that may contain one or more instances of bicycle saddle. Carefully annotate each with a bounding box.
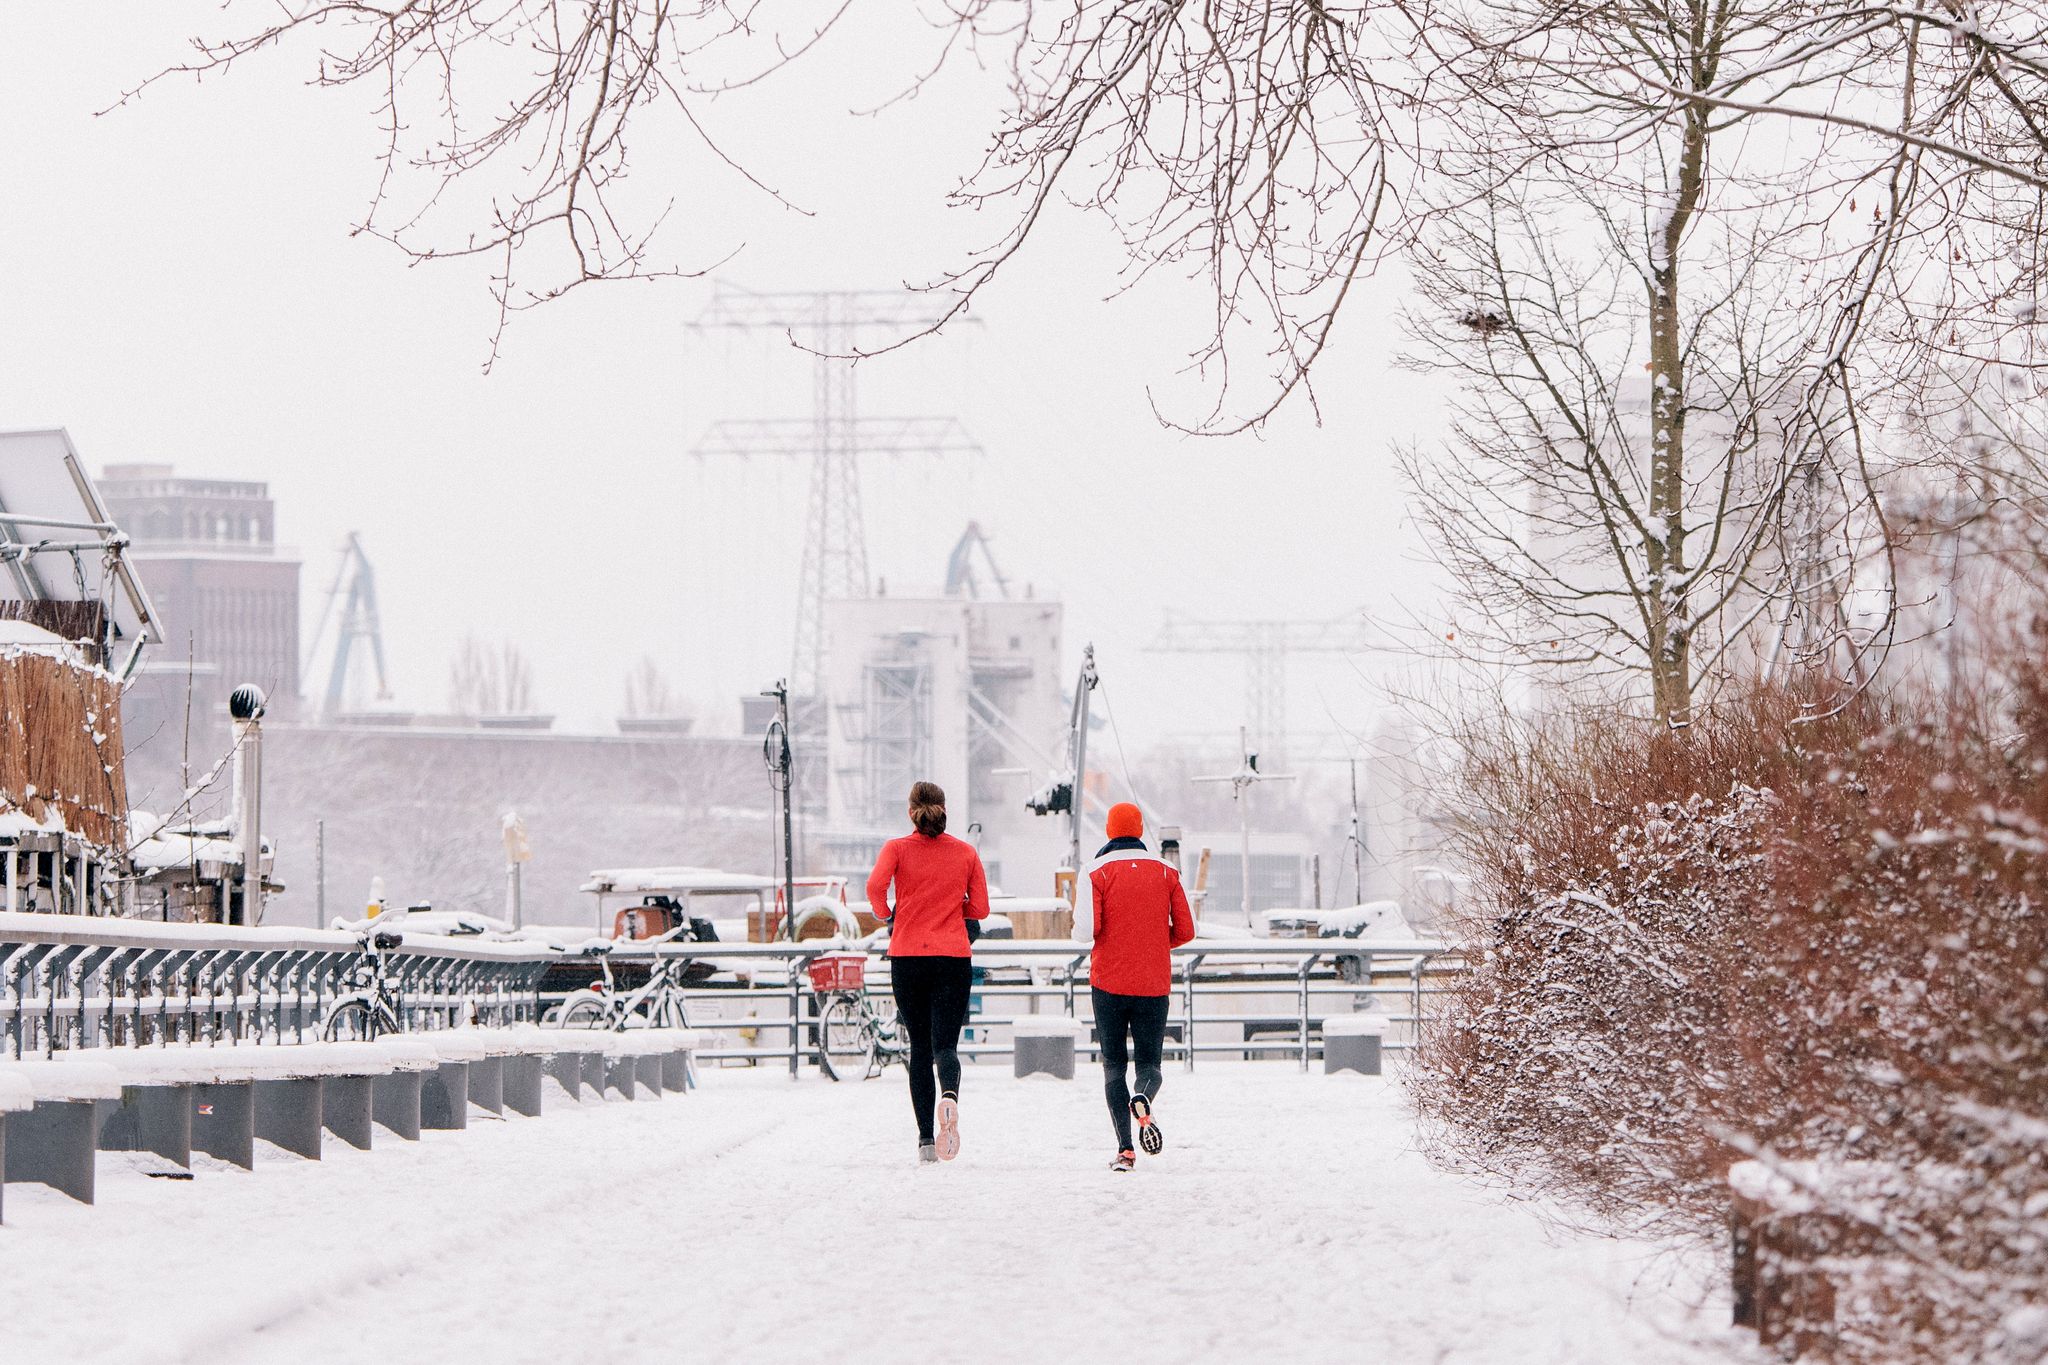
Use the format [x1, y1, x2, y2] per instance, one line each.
[370, 931, 404, 951]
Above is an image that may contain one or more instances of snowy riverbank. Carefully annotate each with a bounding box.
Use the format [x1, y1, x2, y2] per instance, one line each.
[1, 1064, 1759, 1364]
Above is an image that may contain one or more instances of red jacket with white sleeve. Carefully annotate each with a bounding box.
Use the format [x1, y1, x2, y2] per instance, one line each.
[1080, 837, 1196, 997]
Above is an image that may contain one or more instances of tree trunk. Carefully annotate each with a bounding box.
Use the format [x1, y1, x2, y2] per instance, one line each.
[1645, 108, 1709, 726]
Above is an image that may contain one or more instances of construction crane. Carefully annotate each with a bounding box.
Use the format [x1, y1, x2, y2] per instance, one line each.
[1149, 612, 1383, 768]
[303, 532, 390, 720]
[943, 521, 1011, 600]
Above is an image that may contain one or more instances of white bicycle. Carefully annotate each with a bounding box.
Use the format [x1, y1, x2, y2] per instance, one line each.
[543, 932, 696, 1031]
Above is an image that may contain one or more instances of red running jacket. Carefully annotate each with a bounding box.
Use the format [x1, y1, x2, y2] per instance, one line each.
[866, 832, 989, 958]
[1083, 839, 1196, 996]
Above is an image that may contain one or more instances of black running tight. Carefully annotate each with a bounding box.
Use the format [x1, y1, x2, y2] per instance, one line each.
[1092, 987, 1168, 1151]
[890, 955, 974, 1142]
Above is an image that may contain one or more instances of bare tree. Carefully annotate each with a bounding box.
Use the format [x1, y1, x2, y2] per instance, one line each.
[155, 3, 2048, 407]
[449, 636, 538, 717]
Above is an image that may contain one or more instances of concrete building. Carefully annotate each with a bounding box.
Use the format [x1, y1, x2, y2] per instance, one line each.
[101, 463, 301, 744]
[820, 591, 1067, 893]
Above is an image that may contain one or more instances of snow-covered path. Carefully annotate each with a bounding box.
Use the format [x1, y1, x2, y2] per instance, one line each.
[3, 1064, 1757, 1364]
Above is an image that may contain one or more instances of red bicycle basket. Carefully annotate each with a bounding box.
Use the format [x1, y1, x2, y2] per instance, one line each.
[806, 952, 866, 993]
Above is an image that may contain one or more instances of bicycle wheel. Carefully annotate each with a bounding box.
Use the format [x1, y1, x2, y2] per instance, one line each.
[549, 994, 610, 1029]
[323, 997, 380, 1041]
[816, 995, 871, 1082]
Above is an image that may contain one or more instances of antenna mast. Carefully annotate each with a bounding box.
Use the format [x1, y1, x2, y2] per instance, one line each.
[1193, 726, 1299, 929]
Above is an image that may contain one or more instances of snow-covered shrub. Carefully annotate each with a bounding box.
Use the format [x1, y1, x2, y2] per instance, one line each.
[1414, 673, 2048, 1362]
[1728, 681, 2048, 1362]
[1412, 692, 1819, 1234]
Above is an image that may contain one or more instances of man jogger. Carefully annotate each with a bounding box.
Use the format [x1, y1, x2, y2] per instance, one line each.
[1081, 802, 1196, 1171]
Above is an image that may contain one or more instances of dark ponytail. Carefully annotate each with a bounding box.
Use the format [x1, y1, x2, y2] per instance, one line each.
[908, 781, 947, 837]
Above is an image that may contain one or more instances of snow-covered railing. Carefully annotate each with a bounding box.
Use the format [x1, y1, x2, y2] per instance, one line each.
[0, 913, 556, 1059]
[0, 916, 1462, 1074]
[596, 937, 1465, 1075]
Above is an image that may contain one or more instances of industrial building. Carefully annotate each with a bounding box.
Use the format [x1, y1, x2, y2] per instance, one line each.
[819, 584, 1068, 895]
[100, 463, 301, 747]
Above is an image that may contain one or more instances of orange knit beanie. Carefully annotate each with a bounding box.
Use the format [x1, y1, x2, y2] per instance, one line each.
[1105, 802, 1144, 841]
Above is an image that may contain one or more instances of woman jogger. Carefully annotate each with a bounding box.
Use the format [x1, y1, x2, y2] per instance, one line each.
[866, 781, 989, 1163]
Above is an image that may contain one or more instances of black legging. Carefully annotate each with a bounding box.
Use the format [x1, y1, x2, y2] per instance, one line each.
[890, 956, 974, 1142]
[1092, 987, 1168, 1150]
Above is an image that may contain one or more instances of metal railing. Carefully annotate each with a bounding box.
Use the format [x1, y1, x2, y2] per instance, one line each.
[585, 938, 1465, 1076]
[0, 916, 554, 1058]
[0, 915, 1463, 1074]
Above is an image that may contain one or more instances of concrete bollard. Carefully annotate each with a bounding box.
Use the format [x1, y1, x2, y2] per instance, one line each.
[633, 1052, 664, 1097]
[255, 1078, 325, 1159]
[322, 1074, 376, 1150]
[1322, 1014, 1389, 1076]
[1013, 1016, 1087, 1080]
[582, 1050, 609, 1096]
[545, 1051, 586, 1102]
[661, 1050, 691, 1094]
[604, 1052, 638, 1101]
[371, 1040, 439, 1140]
[98, 1085, 195, 1167]
[467, 1055, 505, 1115]
[421, 1062, 471, 1131]
[193, 1082, 257, 1169]
[503, 1055, 546, 1117]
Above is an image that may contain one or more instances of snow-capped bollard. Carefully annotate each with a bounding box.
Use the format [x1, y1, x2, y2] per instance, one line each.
[1322, 1014, 1389, 1076]
[467, 1054, 505, 1115]
[1012, 1015, 1087, 1080]
[0, 1069, 41, 1220]
[544, 1049, 589, 1102]
[421, 1062, 471, 1131]
[97, 1083, 194, 1168]
[372, 1040, 439, 1141]
[5, 1062, 119, 1205]
[324, 1073, 375, 1150]
[193, 1081, 257, 1168]
[603, 1042, 639, 1101]
[503, 1054, 546, 1117]
[254, 1078, 325, 1159]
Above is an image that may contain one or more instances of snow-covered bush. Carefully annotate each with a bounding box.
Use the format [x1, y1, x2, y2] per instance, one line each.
[1414, 676, 2047, 1362]
[1727, 682, 2048, 1361]
[1412, 692, 1817, 1233]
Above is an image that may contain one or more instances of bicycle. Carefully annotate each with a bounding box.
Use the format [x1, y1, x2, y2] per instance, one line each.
[810, 951, 903, 1081]
[543, 930, 696, 1031]
[322, 929, 407, 1041]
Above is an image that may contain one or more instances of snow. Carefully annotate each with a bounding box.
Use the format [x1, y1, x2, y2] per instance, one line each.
[1010, 1014, 1088, 1037]
[1264, 900, 1415, 940]
[580, 866, 778, 895]
[0, 1065, 1756, 1363]
[0, 618, 82, 663]
[1322, 1013, 1392, 1037]
[0, 1070, 35, 1112]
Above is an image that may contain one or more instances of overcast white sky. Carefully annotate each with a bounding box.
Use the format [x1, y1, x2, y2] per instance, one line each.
[0, 3, 1449, 764]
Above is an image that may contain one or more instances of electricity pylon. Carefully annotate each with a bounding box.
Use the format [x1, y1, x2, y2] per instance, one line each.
[1150, 612, 1382, 768]
[690, 285, 981, 696]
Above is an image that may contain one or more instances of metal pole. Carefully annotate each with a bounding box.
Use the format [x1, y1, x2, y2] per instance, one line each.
[1239, 790, 1253, 928]
[1182, 952, 1204, 1073]
[1298, 953, 1318, 1073]
[315, 819, 326, 924]
[1351, 760, 1365, 902]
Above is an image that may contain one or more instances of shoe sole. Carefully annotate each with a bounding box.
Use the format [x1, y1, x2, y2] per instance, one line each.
[935, 1097, 961, 1161]
[1130, 1095, 1163, 1155]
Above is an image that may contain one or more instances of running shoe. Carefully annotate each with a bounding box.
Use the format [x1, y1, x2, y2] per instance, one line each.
[918, 1142, 939, 1165]
[1111, 1150, 1136, 1173]
[935, 1093, 962, 1161]
[1129, 1094, 1164, 1155]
